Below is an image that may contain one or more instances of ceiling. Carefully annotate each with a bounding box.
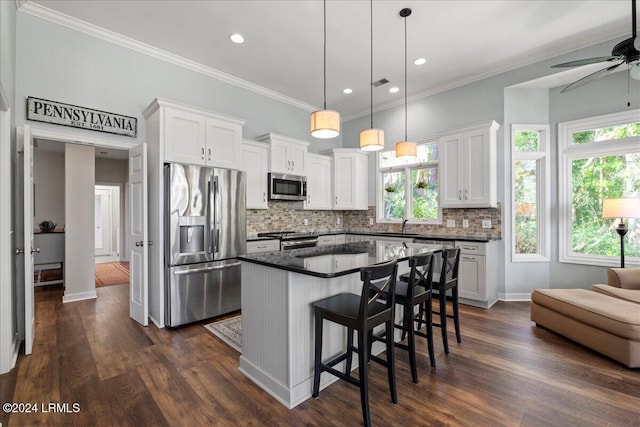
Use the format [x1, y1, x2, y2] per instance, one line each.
[27, 0, 636, 119]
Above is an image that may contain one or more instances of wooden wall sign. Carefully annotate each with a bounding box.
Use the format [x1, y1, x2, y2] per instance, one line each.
[27, 97, 137, 138]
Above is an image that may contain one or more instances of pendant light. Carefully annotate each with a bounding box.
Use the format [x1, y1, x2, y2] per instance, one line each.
[395, 8, 416, 158]
[311, 0, 340, 139]
[360, 0, 384, 151]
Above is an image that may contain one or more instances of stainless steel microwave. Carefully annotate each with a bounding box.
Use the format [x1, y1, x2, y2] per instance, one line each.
[268, 173, 307, 201]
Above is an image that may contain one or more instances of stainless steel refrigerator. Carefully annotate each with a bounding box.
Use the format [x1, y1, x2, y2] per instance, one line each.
[164, 163, 246, 327]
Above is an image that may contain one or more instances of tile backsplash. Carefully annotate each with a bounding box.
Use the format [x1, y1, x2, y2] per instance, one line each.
[247, 202, 501, 238]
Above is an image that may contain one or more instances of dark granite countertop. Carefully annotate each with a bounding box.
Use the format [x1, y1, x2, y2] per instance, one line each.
[248, 231, 499, 243]
[238, 240, 443, 278]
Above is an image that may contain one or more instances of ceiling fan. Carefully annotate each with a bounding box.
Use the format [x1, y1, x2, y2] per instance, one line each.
[552, 0, 639, 93]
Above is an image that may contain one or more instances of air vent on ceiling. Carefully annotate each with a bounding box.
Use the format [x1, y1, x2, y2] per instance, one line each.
[372, 78, 389, 87]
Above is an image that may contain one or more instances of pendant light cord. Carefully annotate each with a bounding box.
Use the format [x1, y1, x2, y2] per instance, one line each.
[403, 10, 408, 141]
[323, 0, 327, 110]
[370, 0, 374, 128]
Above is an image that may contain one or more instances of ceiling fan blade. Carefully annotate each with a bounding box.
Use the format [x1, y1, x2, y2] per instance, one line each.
[560, 62, 623, 93]
[552, 56, 623, 68]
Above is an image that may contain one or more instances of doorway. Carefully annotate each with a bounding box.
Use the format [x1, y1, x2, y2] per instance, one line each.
[95, 184, 121, 262]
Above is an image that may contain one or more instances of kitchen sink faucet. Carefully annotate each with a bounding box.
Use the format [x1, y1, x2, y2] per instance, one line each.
[402, 219, 409, 234]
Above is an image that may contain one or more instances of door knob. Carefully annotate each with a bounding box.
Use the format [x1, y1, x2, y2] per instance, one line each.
[16, 248, 24, 255]
[135, 241, 144, 247]
[31, 247, 40, 254]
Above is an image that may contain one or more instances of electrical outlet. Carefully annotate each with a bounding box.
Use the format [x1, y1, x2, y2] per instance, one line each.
[482, 219, 492, 229]
[446, 219, 455, 228]
[369, 218, 374, 225]
[336, 217, 341, 225]
[304, 219, 309, 226]
[462, 219, 469, 228]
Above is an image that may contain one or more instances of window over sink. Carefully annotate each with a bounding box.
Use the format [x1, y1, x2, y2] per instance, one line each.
[376, 139, 440, 223]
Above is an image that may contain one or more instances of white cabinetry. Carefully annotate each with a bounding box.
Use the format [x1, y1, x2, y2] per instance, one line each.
[304, 153, 332, 210]
[455, 240, 498, 308]
[241, 140, 269, 209]
[157, 99, 245, 169]
[257, 133, 309, 175]
[246, 239, 280, 254]
[439, 121, 499, 208]
[324, 149, 368, 210]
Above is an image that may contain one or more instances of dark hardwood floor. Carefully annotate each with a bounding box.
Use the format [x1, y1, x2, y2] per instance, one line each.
[2, 284, 638, 426]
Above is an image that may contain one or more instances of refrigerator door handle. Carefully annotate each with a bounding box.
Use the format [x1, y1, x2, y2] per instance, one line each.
[213, 176, 220, 255]
[206, 177, 213, 255]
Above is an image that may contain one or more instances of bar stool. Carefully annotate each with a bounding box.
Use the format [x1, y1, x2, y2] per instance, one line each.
[392, 253, 436, 382]
[312, 259, 398, 427]
[431, 247, 462, 354]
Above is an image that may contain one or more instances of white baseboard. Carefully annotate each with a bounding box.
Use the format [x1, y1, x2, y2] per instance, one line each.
[498, 292, 532, 302]
[62, 290, 97, 303]
[149, 314, 163, 328]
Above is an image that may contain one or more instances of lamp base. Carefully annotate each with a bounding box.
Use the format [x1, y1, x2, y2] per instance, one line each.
[616, 223, 628, 268]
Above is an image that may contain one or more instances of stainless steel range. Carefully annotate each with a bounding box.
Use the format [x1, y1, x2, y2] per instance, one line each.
[257, 231, 319, 250]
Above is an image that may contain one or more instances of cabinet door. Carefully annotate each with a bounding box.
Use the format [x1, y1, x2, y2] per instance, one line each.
[288, 143, 307, 175]
[464, 129, 492, 206]
[305, 154, 332, 210]
[438, 133, 463, 207]
[164, 108, 206, 165]
[241, 142, 268, 209]
[205, 117, 241, 169]
[269, 139, 291, 174]
[334, 153, 356, 209]
[458, 254, 486, 300]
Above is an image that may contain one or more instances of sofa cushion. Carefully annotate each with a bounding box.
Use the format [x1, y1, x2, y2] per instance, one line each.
[531, 289, 640, 341]
[607, 268, 640, 290]
[592, 284, 640, 304]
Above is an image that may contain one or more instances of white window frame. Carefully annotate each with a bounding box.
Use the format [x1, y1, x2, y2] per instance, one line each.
[511, 124, 550, 262]
[376, 138, 441, 224]
[558, 109, 640, 267]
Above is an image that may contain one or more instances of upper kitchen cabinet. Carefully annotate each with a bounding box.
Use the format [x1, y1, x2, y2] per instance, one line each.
[241, 140, 269, 209]
[324, 148, 368, 210]
[145, 98, 245, 169]
[257, 133, 309, 176]
[304, 153, 332, 210]
[438, 121, 499, 208]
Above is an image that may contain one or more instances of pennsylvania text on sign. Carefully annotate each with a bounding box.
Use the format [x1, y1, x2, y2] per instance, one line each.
[27, 97, 137, 138]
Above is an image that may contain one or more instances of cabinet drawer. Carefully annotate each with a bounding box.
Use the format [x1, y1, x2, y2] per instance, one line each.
[317, 235, 335, 246]
[246, 239, 280, 253]
[455, 241, 486, 255]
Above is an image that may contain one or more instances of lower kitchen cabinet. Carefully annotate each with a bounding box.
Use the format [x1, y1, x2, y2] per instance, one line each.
[455, 240, 498, 308]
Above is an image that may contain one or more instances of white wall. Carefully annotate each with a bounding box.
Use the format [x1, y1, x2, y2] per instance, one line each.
[33, 150, 65, 229]
[64, 144, 96, 303]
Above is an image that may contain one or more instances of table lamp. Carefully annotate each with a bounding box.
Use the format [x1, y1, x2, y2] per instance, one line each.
[602, 197, 640, 268]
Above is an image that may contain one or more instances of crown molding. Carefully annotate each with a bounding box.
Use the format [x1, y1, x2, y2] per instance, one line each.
[18, 1, 318, 113]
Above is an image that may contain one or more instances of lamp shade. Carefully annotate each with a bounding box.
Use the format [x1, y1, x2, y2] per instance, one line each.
[395, 140, 416, 157]
[310, 110, 340, 139]
[602, 197, 640, 218]
[360, 128, 385, 151]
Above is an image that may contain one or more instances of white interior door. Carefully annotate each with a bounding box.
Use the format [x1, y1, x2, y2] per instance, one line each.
[21, 126, 35, 355]
[128, 143, 148, 325]
[94, 187, 111, 257]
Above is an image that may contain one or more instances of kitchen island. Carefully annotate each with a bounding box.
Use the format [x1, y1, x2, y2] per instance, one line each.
[237, 240, 441, 409]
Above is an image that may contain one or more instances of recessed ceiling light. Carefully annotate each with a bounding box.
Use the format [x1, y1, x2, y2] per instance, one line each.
[414, 58, 426, 66]
[389, 86, 399, 93]
[230, 33, 245, 44]
[343, 88, 353, 94]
